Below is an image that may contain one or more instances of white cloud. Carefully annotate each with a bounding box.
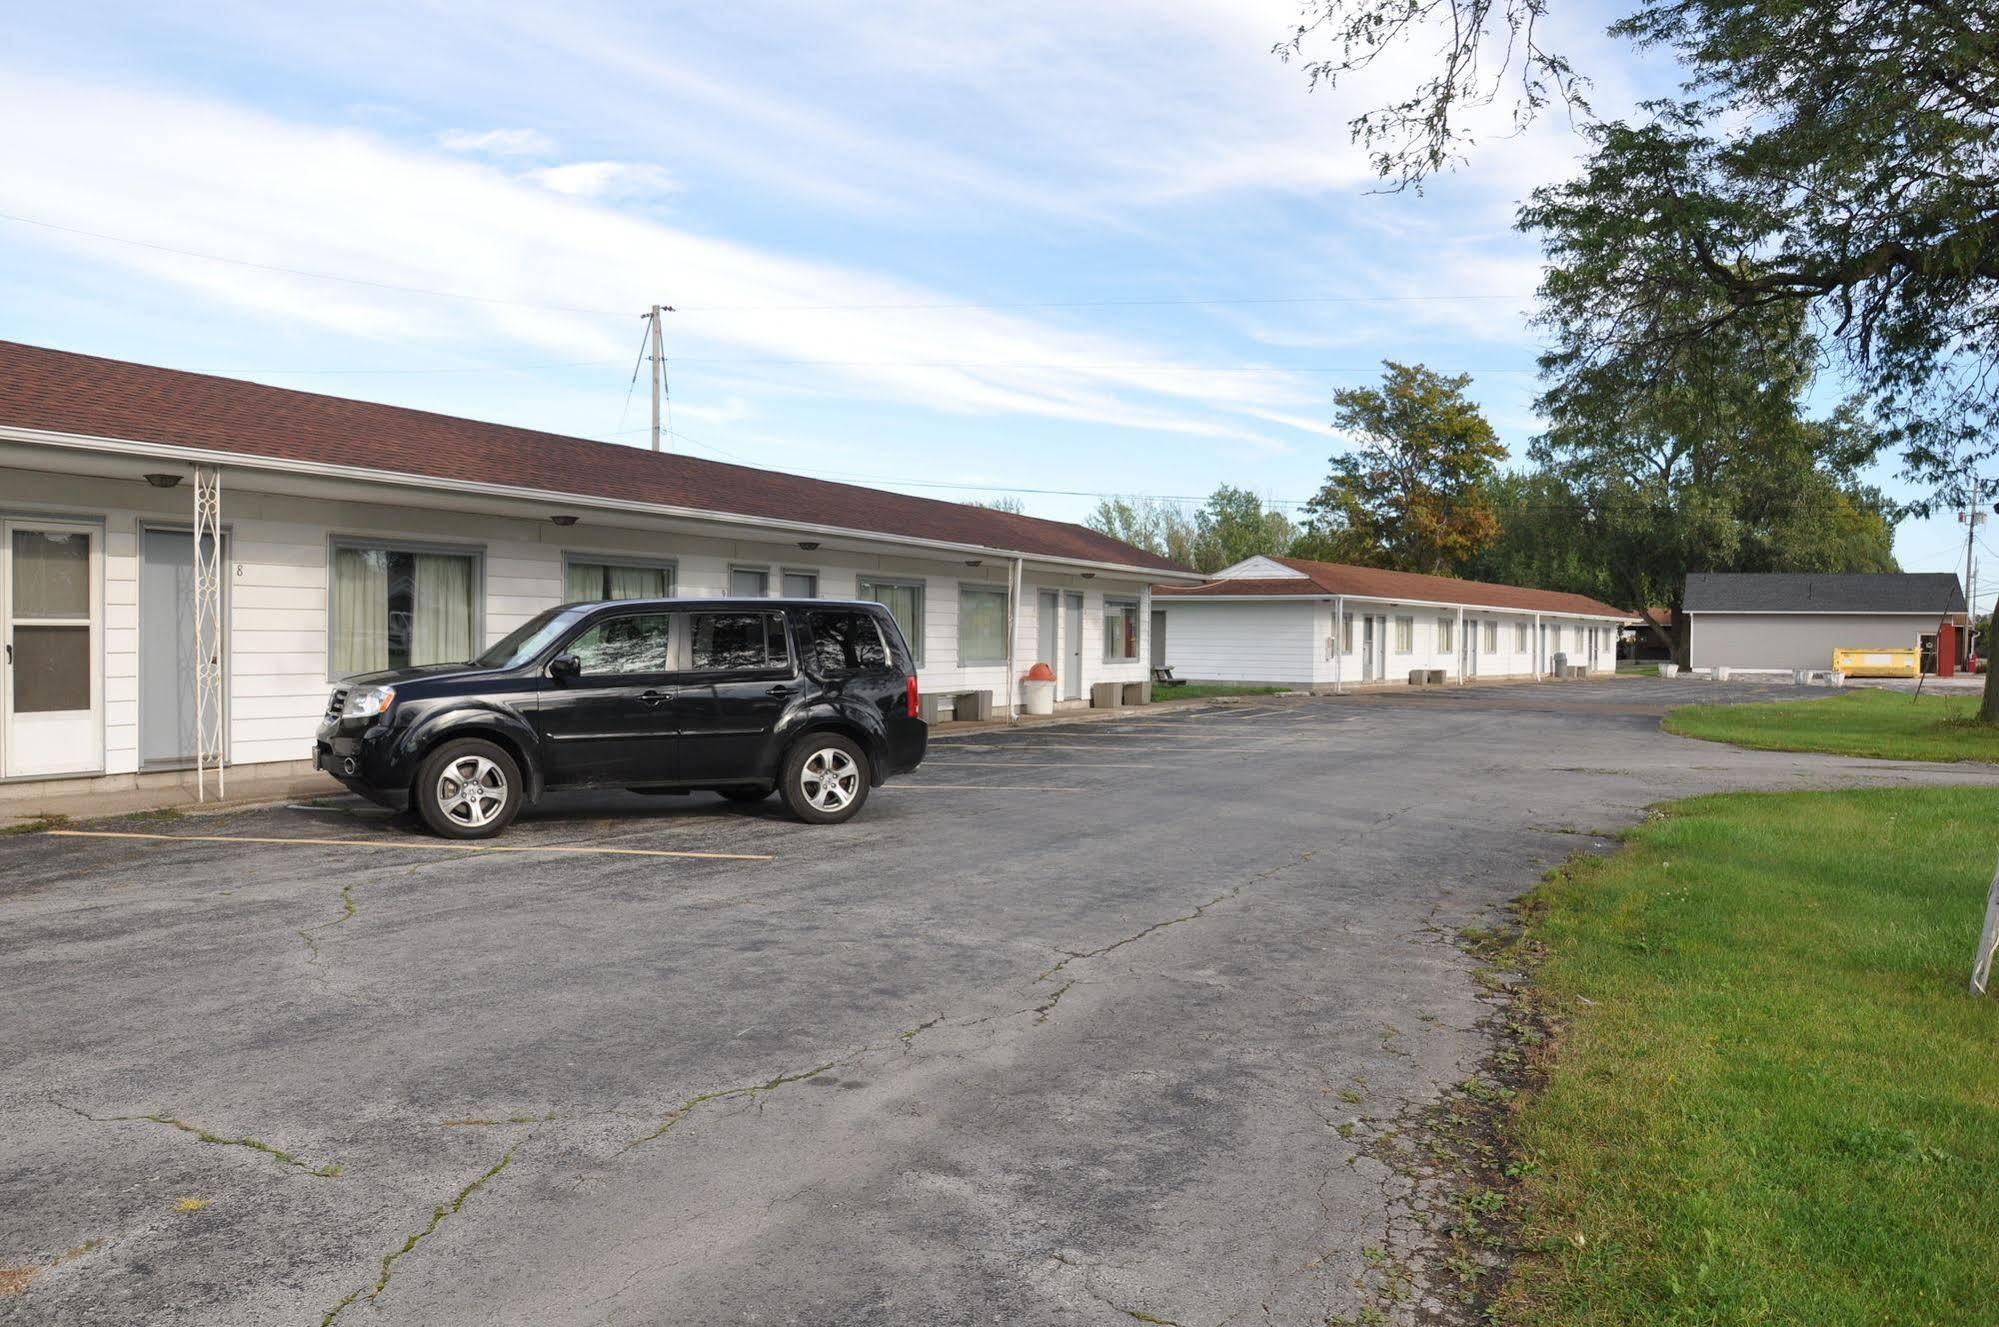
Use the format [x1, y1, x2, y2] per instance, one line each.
[523, 161, 680, 199]
[0, 69, 1306, 451]
[437, 126, 556, 157]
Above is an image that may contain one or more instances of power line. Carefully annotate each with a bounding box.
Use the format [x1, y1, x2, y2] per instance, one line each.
[214, 355, 1533, 377]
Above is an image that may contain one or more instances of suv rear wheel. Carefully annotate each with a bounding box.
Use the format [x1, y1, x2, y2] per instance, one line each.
[416, 738, 522, 840]
[779, 735, 870, 825]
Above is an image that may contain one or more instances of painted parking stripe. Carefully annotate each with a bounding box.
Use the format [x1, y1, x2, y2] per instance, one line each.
[889, 783, 1091, 792]
[48, 830, 772, 861]
[920, 759, 1168, 769]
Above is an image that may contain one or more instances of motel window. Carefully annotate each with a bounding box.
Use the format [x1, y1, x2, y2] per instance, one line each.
[1394, 616, 1414, 654]
[1340, 612, 1354, 654]
[859, 578, 924, 665]
[782, 570, 819, 599]
[331, 542, 478, 678]
[564, 559, 672, 603]
[1483, 621, 1498, 652]
[959, 585, 1010, 666]
[1103, 598, 1140, 662]
[1549, 624, 1563, 652]
[730, 566, 770, 597]
[1516, 621, 1529, 652]
[1437, 617, 1454, 652]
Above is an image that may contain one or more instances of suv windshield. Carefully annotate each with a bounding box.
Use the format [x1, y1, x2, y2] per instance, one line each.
[472, 606, 578, 670]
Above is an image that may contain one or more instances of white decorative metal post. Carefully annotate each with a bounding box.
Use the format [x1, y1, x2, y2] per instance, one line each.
[1972, 852, 1999, 997]
[193, 468, 226, 800]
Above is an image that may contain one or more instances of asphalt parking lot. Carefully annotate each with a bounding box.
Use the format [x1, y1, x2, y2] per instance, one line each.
[6, 680, 1996, 1326]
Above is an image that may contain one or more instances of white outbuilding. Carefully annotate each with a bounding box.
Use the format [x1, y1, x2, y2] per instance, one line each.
[1153, 555, 1629, 689]
[0, 340, 1198, 807]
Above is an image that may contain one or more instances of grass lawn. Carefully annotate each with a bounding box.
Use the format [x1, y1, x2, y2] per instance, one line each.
[1148, 683, 1290, 702]
[1499, 787, 1999, 1326]
[1663, 687, 1999, 762]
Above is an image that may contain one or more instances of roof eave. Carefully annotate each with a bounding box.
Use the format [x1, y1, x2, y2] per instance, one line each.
[1156, 589, 1626, 617]
[3, 423, 1205, 583]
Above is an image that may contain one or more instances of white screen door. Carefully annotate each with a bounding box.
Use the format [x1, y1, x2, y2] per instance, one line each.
[4, 521, 101, 778]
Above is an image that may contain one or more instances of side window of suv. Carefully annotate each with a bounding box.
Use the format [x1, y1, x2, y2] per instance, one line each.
[805, 610, 890, 674]
[689, 612, 790, 671]
[566, 613, 673, 675]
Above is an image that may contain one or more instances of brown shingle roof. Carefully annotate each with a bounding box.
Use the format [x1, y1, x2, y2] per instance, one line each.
[1154, 556, 1628, 617]
[0, 339, 1187, 574]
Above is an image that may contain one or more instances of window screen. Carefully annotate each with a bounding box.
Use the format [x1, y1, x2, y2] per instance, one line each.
[1102, 599, 1139, 661]
[566, 561, 670, 602]
[959, 586, 1008, 665]
[858, 579, 923, 664]
[1483, 621, 1498, 651]
[1437, 617, 1454, 652]
[1394, 616, 1414, 653]
[691, 612, 788, 670]
[805, 610, 890, 673]
[332, 544, 475, 677]
[730, 568, 769, 597]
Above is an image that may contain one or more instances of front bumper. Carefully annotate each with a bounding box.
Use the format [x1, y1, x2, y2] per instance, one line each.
[313, 721, 411, 810]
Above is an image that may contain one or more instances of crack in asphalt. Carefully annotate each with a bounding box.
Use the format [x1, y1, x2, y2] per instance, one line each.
[51, 1099, 342, 1178]
[320, 1133, 529, 1326]
[619, 1057, 857, 1152]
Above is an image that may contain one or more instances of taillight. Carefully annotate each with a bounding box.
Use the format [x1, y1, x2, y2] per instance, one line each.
[906, 675, 920, 718]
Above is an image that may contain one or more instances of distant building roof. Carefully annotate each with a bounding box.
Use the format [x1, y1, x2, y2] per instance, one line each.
[1154, 555, 1628, 618]
[1683, 573, 1965, 615]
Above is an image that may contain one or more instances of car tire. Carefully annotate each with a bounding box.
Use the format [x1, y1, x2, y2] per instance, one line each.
[778, 734, 871, 825]
[415, 738, 523, 840]
[719, 786, 773, 804]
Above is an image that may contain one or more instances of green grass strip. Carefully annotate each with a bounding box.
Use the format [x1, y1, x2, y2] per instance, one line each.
[1663, 687, 1999, 762]
[1499, 787, 1999, 1325]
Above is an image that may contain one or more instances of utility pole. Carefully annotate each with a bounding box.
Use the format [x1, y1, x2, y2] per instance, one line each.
[646, 304, 674, 452]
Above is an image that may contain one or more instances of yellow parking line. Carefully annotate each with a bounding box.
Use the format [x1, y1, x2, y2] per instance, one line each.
[48, 830, 772, 862]
[891, 783, 1090, 792]
[921, 759, 1166, 769]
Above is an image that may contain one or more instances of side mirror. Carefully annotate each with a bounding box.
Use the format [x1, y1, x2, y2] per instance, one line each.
[549, 654, 581, 680]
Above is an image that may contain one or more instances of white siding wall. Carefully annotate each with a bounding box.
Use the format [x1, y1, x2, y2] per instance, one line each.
[1163, 600, 1318, 683]
[1167, 597, 1621, 686]
[0, 464, 1159, 779]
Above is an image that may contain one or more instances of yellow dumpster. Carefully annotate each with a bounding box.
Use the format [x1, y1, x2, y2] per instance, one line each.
[1832, 647, 1919, 678]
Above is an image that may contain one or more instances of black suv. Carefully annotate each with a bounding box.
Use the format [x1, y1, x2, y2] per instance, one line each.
[314, 598, 927, 838]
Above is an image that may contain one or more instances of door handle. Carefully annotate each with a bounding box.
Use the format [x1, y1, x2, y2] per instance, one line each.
[765, 685, 794, 698]
[638, 689, 675, 707]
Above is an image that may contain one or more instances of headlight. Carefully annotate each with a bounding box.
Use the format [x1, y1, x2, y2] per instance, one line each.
[340, 685, 396, 719]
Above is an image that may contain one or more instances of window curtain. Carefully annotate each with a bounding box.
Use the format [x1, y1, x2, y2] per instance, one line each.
[332, 547, 389, 676]
[565, 563, 601, 602]
[959, 589, 1006, 663]
[410, 554, 473, 665]
[609, 565, 667, 600]
[861, 581, 921, 659]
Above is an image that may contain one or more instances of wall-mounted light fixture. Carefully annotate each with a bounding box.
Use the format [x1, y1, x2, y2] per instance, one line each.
[143, 473, 183, 489]
[797, 540, 821, 551]
[1080, 571, 1097, 579]
[964, 559, 983, 567]
[550, 514, 580, 527]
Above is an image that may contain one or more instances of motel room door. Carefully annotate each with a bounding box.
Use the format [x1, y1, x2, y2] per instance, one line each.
[139, 527, 226, 768]
[1063, 593, 1084, 700]
[1361, 615, 1379, 682]
[2, 521, 102, 778]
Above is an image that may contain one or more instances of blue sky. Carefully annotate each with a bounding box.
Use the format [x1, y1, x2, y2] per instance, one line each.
[0, 1, 1982, 598]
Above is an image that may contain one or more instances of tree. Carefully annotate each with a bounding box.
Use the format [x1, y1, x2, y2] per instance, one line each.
[1525, 298, 1901, 661]
[964, 495, 1026, 514]
[1084, 496, 1202, 567]
[1300, 361, 1507, 574]
[1193, 485, 1297, 572]
[1276, 0, 1999, 709]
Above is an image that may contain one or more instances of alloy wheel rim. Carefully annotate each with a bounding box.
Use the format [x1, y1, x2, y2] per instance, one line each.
[799, 748, 859, 812]
[437, 755, 507, 828]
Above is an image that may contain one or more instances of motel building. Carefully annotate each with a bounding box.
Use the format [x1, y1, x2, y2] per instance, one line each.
[1154, 556, 1629, 689]
[0, 340, 1198, 807]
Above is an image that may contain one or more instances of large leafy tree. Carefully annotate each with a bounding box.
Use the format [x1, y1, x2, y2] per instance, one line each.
[1300, 361, 1507, 573]
[1279, 0, 1977, 691]
[1193, 485, 1298, 571]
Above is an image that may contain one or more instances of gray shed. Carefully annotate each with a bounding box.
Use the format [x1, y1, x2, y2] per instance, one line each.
[1683, 573, 1966, 672]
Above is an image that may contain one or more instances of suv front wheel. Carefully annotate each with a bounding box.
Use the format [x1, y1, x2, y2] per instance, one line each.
[779, 735, 871, 825]
[416, 738, 523, 840]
